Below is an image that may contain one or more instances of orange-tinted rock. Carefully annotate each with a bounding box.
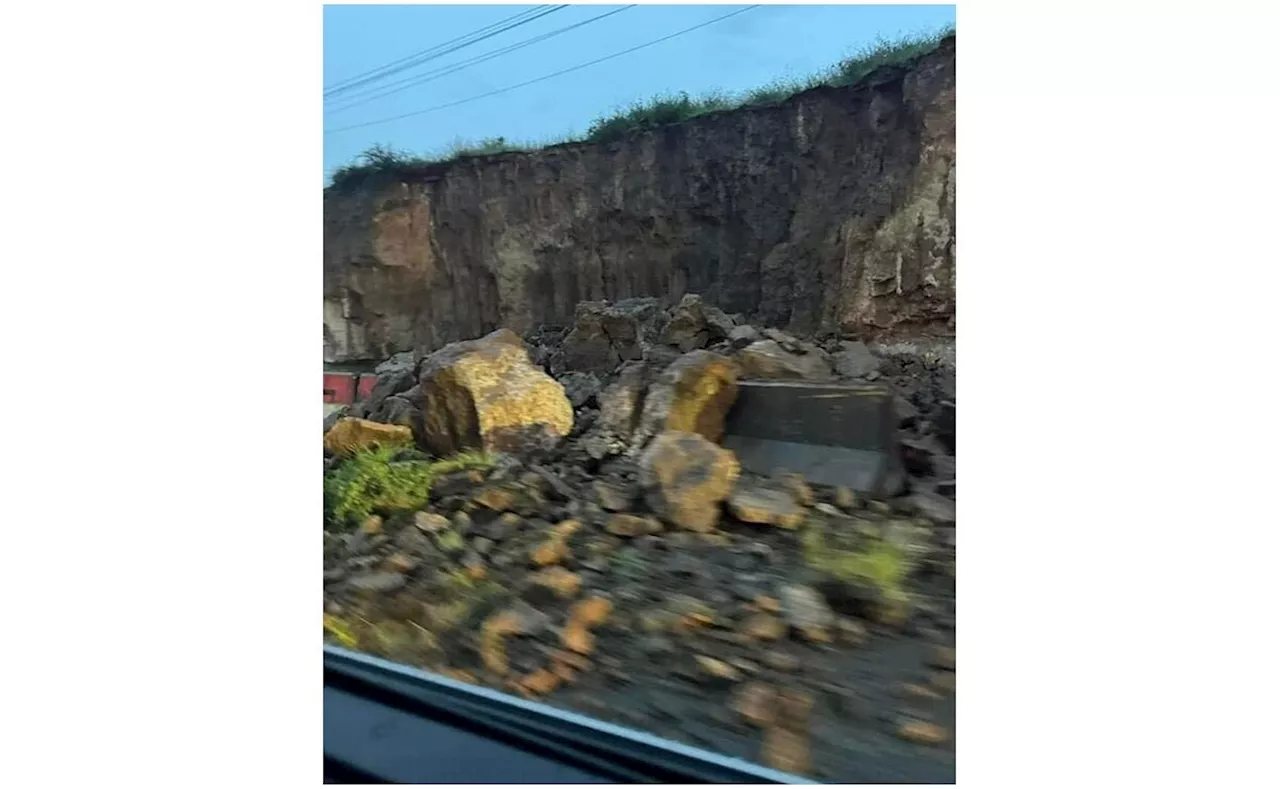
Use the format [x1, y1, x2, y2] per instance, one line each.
[639, 431, 740, 532]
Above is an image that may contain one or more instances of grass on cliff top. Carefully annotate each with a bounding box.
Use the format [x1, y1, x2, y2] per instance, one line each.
[327, 26, 953, 193]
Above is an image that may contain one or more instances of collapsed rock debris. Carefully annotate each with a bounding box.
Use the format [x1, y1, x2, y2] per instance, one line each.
[323, 294, 955, 781]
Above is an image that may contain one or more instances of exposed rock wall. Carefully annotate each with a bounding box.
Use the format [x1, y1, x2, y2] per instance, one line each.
[324, 37, 955, 363]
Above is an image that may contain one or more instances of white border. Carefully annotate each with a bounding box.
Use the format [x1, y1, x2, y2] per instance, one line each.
[3, 2, 1277, 788]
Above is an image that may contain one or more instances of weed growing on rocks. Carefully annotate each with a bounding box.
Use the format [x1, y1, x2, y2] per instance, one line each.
[324, 446, 494, 529]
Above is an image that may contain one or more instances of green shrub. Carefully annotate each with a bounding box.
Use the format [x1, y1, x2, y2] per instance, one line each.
[323, 445, 494, 529]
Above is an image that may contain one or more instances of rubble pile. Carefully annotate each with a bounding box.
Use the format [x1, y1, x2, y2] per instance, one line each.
[323, 294, 956, 781]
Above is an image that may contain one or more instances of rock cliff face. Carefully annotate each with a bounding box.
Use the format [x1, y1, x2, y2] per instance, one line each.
[324, 37, 955, 363]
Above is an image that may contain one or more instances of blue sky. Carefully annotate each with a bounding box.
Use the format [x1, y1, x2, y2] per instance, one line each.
[323, 4, 956, 182]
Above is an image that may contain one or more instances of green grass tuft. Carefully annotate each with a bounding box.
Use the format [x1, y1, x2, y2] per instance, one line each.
[584, 91, 737, 144]
[323, 445, 494, 530]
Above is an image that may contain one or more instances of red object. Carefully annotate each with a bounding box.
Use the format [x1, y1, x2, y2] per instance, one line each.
[356, 374, 378, 401]
[324, 373, 357, 405]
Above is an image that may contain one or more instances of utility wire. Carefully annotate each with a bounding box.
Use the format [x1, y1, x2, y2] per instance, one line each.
[325, 6, 552, 96]
[323, 5, 567, 99]
[325, 5, 760, 136]
[323, 5, 561, 97]
[326, 5, 637, 116]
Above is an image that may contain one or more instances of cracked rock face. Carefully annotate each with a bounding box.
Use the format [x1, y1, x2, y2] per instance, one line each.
[323, 38, 955, 363]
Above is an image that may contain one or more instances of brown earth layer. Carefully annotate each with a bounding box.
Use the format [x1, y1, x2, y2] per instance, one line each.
[324, 38, 955, 363]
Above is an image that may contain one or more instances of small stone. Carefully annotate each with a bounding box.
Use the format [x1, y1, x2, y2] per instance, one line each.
[868, 500, 892, 514]
[531, 537, 569, 567]
[414, 511, 451, 533]
[559, 371, 602, 409]
[895, 720, 949, 745]
[742, 613, 785, 641]
[470, 536, 495, 555]
[528, 464, 577, 502]
[732, 681, 778, 727]
[473, 486, 518, 512]
[571, 595, 613, 627]
[729, 324, 761, 349]
[640, 635, 676, 656]
[900, 683, 943, 701]
[830, 341, 882, 379]
[778, 584, 834, 636]
[551, 662, 577, 684]
[776, 689, 814, 726]
[550, 518, 582, 540]
[562, 622, 594, 655]
[694, 655, 743, 683]
[324, 417, 414, 456]
[432, 529, 465, 556]
[361, 515, 384, 535]
[755, 595, 781, 614]
[503, 600, 553, 636]
[763, 650, 801, 672]
[549, 648, 593, 673]
[798, 626, 833, 644]
[834, 486, 857, 510]
[605, 513, 663, 537]
[762, 727, 810, 775]
[451, 510, 473, 533]
[930, 646, 956, 671]
[929, 671, 956, 694]
[730, 658, 760, 675]
[518, 668, 560, 696]
[776, 472, 814, 507]
[681, 612, 715, 630]
[593, 480, 636, 512]
[530, 567, 582, 599]
[728, 483, 805, 529]
[385, 553, 419, 574]
[837, 617, 869, 647]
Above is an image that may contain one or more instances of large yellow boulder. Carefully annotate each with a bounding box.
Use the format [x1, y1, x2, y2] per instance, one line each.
[639, 431, 740, 532]
[417, 329, 574, 456]
[634, 350, 739, 446]
[323, 417, 413, 456]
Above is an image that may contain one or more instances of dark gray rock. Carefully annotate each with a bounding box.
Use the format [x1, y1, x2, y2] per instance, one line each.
[659, 294, 736, 352]
[594, 479, 637, 512]
[778, 583, 835, 632]
[831, 341, 883, 379]
[729, 324, 760, 349]
[562, 299, 662, 373]
[559, 371, 602, 409]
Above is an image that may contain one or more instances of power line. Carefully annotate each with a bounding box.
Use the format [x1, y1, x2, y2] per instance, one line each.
[325, 5, 760, 136]
[323, 5, 567, 99]
[323, 5, 561, 98]
[325, 6, 552, 96]
[326, 5, 638, 116]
